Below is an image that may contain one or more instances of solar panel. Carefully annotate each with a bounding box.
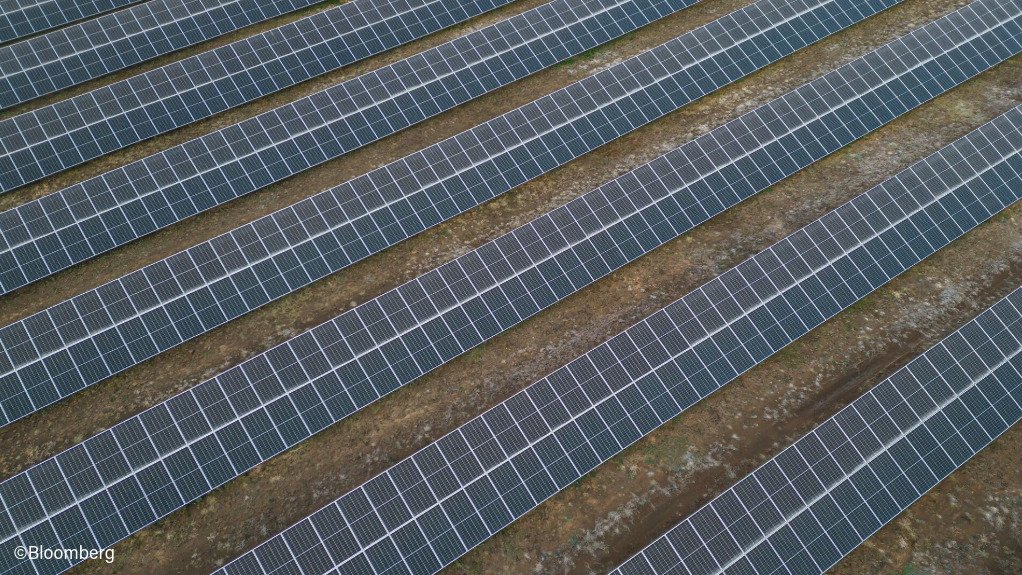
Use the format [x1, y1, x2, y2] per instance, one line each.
[0, 0, 329, 110]
[1, 5, 1018, 574]
[0, 0, 908, 426]
[612, 285, 1022, 575]
[0, 0, 139, 44]
[0, 0, 904, 296]
[0, 0, 522, 180]
[206, 60, 1022, 575]
[0, 0, 673, 193]
[0, 0, 701, 283]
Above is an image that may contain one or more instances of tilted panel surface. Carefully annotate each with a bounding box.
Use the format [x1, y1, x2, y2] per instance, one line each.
[0, 0, 328, 110]
[203, 35, 1022, 575]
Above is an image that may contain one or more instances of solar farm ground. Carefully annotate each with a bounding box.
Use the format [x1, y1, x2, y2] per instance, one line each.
[0, 0, 1020, 574]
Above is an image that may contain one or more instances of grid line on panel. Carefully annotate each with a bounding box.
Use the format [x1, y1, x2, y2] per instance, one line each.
[0, 0, 902, 428]
[613, 286, 1022, 575]
[0, 0, 907, 390]
[0, 0, 328, 111]
[0, 0, 139, 44]
[208, 96, 1022, 575]
[0, 0, 698, 288]
[3, 6, 1016, 574]
[0, 0, 523, 177]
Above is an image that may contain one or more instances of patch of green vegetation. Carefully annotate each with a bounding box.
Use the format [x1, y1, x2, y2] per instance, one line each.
[992, 208, 1015, 223]
[642, 432, 690, 470]
[559, 45, 606, 68]
[501, 539, 521, 561]
[449, 549, 486, 573]
[840, 297, 872, 332]
[773, 344, 804, 367]
[462, 346, 485, 363]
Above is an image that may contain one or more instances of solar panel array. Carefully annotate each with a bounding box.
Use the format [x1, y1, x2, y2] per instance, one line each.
[0, 0, 1014, 518]
[0, 0, 698, 288]
[0, 0, 904, 427]
[1, 4, 1019, 573]
[206, 52, 1022, 575]
[0, 0, 662, 198]
[613, 286, 1022, 575]
[0, 0, 917, 298]
[0, 0, 327, 111]
[0, 0, 138, 44]
[0, 0, 520, 182]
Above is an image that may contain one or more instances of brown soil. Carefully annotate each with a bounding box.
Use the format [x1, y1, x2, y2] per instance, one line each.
[0, 0, 1020, 574]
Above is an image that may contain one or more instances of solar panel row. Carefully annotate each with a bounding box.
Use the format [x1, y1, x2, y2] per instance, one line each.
[0, 0, 521, 181]
[0, 0, 328, 110]
[0, 0, 138, 44]
[613, 284, 1022, 575]
[0, 0, 900, 427]
[0, 4, 1018, 574]
[204, 45, 1022, 575]
[0, 0, 698, 288]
